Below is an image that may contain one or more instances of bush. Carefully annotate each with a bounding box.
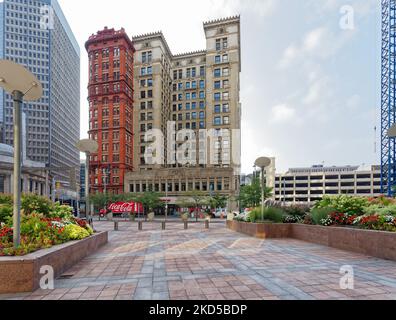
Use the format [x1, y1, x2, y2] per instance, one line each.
[63, 224, 90, 240]
[311, 207, 336, 225]
[283, 215, 301, 224]
[264, 207, 287, 223]
[21, 194, 53, 216]
[364, 204, 396, 217]
[315, 195, 368, 216]
[0, 194, 12, 206]
[0, 204, 12, 224]
[284, 205, 311, 218]
[49, 203, 74, 220]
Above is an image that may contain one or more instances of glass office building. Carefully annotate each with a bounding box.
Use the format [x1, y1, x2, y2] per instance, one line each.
[0, 0, 80, 192]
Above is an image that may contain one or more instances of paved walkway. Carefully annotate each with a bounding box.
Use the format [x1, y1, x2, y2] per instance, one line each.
[2, 221, 396, 300]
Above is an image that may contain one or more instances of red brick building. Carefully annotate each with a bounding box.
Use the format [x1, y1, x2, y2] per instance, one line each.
[85, 27, 135, 194]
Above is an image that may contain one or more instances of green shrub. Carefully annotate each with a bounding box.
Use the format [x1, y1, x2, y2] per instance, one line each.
[284, 205, 311, 218]
[0, 204, 12, 224]
[63, 224, 90, 240]
[315, 195, 368, 216]
[49, 203, 74, 220]
[21, 194, 53, 216]
[0, 194, 12, 206]
[311, 207, 336, 225]
[264, 207, 287, 223]
[364, 204, 396, 217]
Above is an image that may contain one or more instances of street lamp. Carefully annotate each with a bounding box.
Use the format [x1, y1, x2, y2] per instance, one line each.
[255, 157, 272, 222]
[0, 60, 43, 248]
[77, 139, 99, 225]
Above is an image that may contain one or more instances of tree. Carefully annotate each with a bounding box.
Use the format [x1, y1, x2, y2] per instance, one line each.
[238, 177, 273, 209]
[209, 194, 229, 210]
[135, 192, 164, 216]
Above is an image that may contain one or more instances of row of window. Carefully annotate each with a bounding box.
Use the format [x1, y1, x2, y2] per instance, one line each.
[172, 92, 206, 101]
[172, 111, 206, 121]
[172, 101, 206, 111]
[173, 66, 206, 80]
[173, 80, 205, 91]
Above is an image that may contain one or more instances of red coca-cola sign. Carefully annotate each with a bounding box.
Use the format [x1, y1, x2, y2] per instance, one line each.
[108, 202, 143, 214]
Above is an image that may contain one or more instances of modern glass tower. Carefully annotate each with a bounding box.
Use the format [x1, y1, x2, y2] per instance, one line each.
[0, 0, 80, 194]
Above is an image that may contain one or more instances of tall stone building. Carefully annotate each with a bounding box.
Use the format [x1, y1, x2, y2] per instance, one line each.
[85, 27, 135, 194]
[125, 16, 242, 209]
[0, 0, 80, 201]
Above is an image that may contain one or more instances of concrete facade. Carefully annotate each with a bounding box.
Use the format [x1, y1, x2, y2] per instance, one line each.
[275, 165, 382, 204]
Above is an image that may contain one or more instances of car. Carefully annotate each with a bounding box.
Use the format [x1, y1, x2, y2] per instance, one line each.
[213, 209, 228, 219]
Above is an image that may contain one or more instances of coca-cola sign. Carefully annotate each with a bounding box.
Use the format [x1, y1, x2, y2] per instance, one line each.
[108, 202, 143, 213]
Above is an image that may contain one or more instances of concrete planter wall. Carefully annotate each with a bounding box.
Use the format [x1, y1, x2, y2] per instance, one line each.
[0, 231, 108, 294]
[227, 221, 396, 262]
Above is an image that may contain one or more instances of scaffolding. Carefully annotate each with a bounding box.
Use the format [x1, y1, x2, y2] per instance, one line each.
[381, 0, 396, 195]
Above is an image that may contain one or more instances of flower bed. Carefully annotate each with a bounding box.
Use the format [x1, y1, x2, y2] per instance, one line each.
[227, 221, 396, 262]
[0, 194, 94, 256]
[0, 231, 108, 294]
[236, 195, 396, 233]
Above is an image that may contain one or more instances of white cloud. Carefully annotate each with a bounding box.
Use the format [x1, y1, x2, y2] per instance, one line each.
[270, 104, 296, 124]
[210, 0, 277, 18]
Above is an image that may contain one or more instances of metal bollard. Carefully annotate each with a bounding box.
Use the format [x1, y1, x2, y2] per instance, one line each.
[138, 221, 143, 231]
[184, 221, 188, 230]
[205, 220, 210, 229]
[162, 221, 166, 230]
[114, 221, 119, 231]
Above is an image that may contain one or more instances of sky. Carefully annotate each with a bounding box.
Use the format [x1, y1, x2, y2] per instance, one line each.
[58, 0, 380, 174]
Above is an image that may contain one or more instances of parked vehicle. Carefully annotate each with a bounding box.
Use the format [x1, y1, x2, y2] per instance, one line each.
[213, 209, 228, 218]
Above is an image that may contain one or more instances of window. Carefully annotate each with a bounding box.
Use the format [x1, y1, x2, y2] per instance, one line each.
[200, 66, 205, 76]
[186, 82, 191, 89]
[192, 102, 197, 110]
[216, 39, 221, 51]
[223, 104, 230, 113]
[223, 79, 229, 88]
[192, 68, 196, 77]
[186, 103, 191, 110]
[214, 105, 221, 113]
[214, 81, 221, 89]
[199, 121, 205, 129]
[214, 117, 222, 125]
[199, 101, 205, 109]
[186, 93, 191, 100]
[178, 83, 183, 90]
[223, 38, 228, 49]
[214, 93, 221, 101]
[200, 80, 205, 89]
[223, 54, 229, 62]
[192, 92, 197, 99]
[192, 112, 197, 120]
[147, 66, 152, 74]
[147, 79, 153, 87]
[192, 81, 197, 89]
[199, 111, 205, 119]
[214, 69, 221, 77]
[223, 116, 230, 125]
[215, 55, 221, 63]
[223, 68, 229, 76]
[141, 67, 146, 76]
[223, 92, 229, 100]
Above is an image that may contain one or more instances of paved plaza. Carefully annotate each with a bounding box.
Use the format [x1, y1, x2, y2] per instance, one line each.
[2, 221, 396, 300]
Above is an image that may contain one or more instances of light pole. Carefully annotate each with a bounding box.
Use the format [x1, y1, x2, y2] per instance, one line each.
[77, 139, 99, 225]
[0, 60, 43, 248]
[255, 157, 272, 222]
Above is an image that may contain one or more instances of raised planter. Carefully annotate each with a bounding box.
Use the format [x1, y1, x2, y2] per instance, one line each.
[227, 221, 396, 262]
[226, 220, 291, 239]
[0, 231, 108, 294]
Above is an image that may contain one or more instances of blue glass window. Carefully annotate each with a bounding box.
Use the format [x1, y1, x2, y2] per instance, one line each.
[199, 101, 205, 109]
[186, 82, 191, 89]
[200, 80, 205, 89]
[214, 117, 222, 125]
[214, 105, 221, 113]
[199, 111, 205, 119]
[186, 93, 191, 100]
[186, 103, 191, 110]
[214, 93, 221, 101]
[192, 102, 197, 110]
[192, 81, 197, 89]
[214, 69, 221, 77]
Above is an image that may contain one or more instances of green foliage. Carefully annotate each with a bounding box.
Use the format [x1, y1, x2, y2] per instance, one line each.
[21, 194, 53, 216]
[311, 207, 336, 225]
[0, 204, 12, 224]
[364, 204, 396, 217]
[209, 194, 228, 210]
[314, 195, 368, 216]
[135, 192, 164, 212]
[0, 194, 12, 206]
[248, 207, 286, 223]
[49, 203, 74, 220]
[238, 178, 272, 209]
[284, 205, 311, 218]
[63, 224, 90, 240]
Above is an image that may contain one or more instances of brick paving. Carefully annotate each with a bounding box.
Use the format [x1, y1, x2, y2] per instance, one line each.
[1, 221, 396, 300]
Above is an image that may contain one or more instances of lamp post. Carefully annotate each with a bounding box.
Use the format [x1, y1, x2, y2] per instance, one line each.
[255, 157, 272, 222]
[77, 139, 99, 225]
[0, 60, 43, 248]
